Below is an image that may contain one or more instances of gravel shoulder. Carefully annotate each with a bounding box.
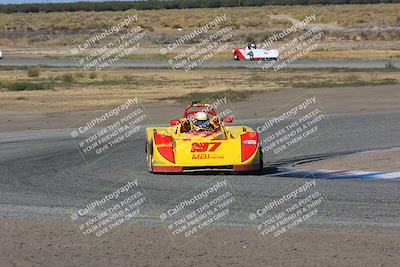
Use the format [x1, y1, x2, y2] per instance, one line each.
[298, 148, 400, 172]
[1, 218, 399, 267]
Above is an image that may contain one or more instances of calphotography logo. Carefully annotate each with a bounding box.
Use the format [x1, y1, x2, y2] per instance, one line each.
[159, 175, 242, 248]
[171, 92, 241, 158]
[161, 13, 236, 71]
[71, 14, 148, 71]
[69, 98, 151, 164]
[73, 15, 138, 53]
[256, 14, 325, 71]
[70, 176, 152, 246]
[256, 91, 333, 165]
[248, 177, 334, 247]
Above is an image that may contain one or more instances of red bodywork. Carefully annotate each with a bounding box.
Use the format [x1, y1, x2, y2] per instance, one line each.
[232, 48, 246, 60]
[148, 103, 262, 173]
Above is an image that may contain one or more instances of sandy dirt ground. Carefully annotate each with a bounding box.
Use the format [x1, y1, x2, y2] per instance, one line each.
[1, 218, 399, 267]
[298, 148, 400, 172]
[1, 84, 399, 132]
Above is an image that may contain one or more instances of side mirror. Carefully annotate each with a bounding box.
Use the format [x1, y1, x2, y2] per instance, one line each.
[170, 119, 180, 126]
[223, 117, 233, 123]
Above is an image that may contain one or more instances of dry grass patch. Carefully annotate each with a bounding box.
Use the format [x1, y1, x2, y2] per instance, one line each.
[0, 4, 399, 47]
[0, 67, 398, 110]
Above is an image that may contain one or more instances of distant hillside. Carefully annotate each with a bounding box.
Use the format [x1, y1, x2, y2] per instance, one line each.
[0, 0, 398, 14]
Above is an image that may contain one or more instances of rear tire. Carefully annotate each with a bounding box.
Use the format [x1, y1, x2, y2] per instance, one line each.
[233, 53, 239, 61]
[258, 148, 264, 174]
[145, 140, 153, 173]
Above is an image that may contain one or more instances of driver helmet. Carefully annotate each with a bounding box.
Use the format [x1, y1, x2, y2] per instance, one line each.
[193, 111, 210, 129]
[249, 43, 257, 49]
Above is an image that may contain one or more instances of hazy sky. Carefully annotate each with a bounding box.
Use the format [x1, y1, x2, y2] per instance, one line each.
[0, 0, 136, 4]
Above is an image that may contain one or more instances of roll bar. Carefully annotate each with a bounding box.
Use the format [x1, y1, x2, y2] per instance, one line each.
[183, 103, 217, 118]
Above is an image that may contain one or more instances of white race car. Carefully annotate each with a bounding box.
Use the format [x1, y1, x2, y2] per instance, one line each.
[232, 43, 278, 61]
[0, 50, 2, 60]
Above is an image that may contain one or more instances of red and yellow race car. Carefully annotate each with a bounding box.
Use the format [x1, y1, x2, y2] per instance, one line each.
[145, 103, 263, 173]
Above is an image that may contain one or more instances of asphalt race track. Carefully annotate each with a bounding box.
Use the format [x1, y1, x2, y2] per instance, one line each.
[1, 58, 400, 69]
[1, 111, 399, 233]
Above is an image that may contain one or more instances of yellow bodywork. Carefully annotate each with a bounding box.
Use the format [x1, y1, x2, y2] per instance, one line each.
[145, 123, 262, 172]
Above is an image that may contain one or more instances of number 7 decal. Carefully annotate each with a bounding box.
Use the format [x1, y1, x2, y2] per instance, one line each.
[191, 142, 221, 152]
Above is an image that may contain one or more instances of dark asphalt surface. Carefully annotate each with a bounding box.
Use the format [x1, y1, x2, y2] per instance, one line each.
[1, 111, 399, 233]
[1, 58, 400, 69]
